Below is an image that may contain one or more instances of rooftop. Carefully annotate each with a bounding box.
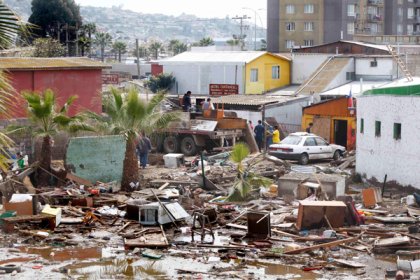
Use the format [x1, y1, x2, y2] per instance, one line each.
[212, 94, 305, 107]
[321, 81, 392, 97]
[0, 57, 111, 71]
[363, 77, 420, 96]
[160, 51, 291, 65]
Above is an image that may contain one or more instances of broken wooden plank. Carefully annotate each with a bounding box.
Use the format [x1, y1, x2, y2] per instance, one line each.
[373, 216, 416, 224]
[284, 236, 358, 255]
[374, 236, 410, 247]
[334, 259, 366, 268]
[66, 172, 93, 187]
[226, 223, 247, 230]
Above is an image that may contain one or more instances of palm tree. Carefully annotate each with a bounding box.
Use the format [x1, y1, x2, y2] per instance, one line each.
[0, 3, 27, 170]
[81, 23, 96, 56]
[20, 90, 92, 186]
[173, 42, 188, 55]
[86, 87, 178, 191]
[199, 37, 214, 47]
[112, 41, 127, 62]
[226, 143, 272, 202]
[94, 32, 112, 62]
[149, 41, 163, 59]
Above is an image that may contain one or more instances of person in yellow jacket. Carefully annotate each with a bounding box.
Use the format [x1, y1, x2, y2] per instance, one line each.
[272, 125, 280, 144]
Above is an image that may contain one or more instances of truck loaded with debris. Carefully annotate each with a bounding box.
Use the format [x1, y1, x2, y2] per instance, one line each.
[154, 109, 257, 156]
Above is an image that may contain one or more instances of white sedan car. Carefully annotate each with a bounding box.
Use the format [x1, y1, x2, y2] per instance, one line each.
[268, 132, 346, 165]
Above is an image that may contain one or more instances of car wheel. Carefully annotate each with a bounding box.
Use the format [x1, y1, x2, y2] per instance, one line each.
[299, 153, 309, 165]
[163, 136, 180, 154]
[333, 150, 342, 161]
[180, 136, 197, 156]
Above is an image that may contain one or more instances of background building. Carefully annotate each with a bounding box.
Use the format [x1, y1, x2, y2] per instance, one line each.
[267, 0, 420, 52]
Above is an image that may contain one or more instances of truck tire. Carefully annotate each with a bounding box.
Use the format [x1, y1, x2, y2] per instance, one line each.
[163, 136, 180, 154]
[180, 136, 197, 156]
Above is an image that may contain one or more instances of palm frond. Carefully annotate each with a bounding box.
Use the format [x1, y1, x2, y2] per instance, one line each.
[230, 142, 250, 164]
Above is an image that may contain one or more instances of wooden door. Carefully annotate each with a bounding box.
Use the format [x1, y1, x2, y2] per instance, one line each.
[312, 117, 331, 142]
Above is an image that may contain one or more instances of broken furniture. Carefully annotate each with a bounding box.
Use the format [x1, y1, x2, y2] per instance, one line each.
[124, 226, 169, 249]
[362, 187, 383, 208]
[2, 215, 56, 233]
[247, 211, 271, 239]
[296, 200, 347, 230]
[191, 210, 215, 243]
[278, 173, 345, 199]
[2, 194, 38, 216]
[139, 202, 189, 225]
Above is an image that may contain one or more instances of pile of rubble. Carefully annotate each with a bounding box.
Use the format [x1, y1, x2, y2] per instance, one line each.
[0, 151, 418, 279]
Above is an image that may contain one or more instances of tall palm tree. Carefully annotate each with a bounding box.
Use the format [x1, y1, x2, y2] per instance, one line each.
[20, 90, 92, 186]
[199, 37, 214, 47]
[94, 32, 112, 62]
[81, 23, 96, 56]
[148, 41, 163, 59]
[173, 42, 188, 55]
[86, 87, 178, 191]
[112, 41, 127, 62]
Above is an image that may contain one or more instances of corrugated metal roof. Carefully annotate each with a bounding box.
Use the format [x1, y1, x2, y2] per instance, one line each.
[212, 94, 304, 106]
[0, 57, 111, 70]
[160, 51, 290, 65]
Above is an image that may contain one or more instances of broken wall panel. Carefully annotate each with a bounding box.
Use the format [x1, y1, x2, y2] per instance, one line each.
[296, 201, 347, 230]
[65, 135, 126, 183]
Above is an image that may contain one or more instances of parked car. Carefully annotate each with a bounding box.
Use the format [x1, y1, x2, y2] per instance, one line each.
[268, 132, 346, 165]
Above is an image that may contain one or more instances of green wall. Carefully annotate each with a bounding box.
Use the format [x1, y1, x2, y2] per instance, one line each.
[65, 135, 126, 183]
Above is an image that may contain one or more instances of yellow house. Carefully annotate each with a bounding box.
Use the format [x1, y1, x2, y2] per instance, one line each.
[245, 52, 291, 94]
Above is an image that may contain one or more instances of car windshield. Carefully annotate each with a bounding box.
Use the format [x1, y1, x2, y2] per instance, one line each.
[280, 135, 302, 145]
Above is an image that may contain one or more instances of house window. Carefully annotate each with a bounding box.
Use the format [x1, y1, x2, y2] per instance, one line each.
[346, 72, 355, 80]
[397, 24, 403, 34]
[370, 59, 378, 67]
[375, 121, 381, 137]
[304, 22, 314, 31]
[360, 118, 364, 134]
[304, 4, 314, 14]
[348, 4, 356, 17]
[250, 69, 258, 82]
[394, 123, 401, 140]
[304, 40, 314, 46]
[286, 22, 295, 31]
[347, 22, 355, 35]
[286, 4, 295, 14]
[272, 66, 280, 79]
[408, 8, 415, 19]
[407, 24, 414, 35]
[398, 8, 403, 18]
[285, 40, 295, 49]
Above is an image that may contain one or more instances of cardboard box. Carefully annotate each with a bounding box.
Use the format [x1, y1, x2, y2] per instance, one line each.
[41, 205, 62, 226]
[362, 188, 382, 208]
[2, 195, 34, 216]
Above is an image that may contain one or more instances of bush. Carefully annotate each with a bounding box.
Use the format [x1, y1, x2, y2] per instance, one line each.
[145, 73, 175, 93]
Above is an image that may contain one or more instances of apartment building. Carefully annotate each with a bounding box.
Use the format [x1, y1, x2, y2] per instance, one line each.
[268, 0, 420, 52]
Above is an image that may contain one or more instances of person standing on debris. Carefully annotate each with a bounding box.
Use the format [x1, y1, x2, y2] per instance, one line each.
[272, 125, 280, 144]
[306, 123, 313, 133]
[254, 120, 265, 152]
[136, 133, 152, 169]
[248, 120, 254, 131]
[202, 98, 214, 110]
[182, 91, 192, 112]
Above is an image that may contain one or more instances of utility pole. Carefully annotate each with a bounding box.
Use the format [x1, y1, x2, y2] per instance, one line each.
[57, 22, 60, 41]
[136, 39, 141, 79]
[232, 15, 250, 50]
[243, 8, 258, 51]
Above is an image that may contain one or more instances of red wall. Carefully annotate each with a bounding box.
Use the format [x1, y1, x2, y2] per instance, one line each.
[8, 69, 102, 118]
[151, 64, 163, 76]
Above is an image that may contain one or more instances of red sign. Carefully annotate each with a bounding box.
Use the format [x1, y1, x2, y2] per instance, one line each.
[102, 74, 119, 85]
[209, 84, 239, 96]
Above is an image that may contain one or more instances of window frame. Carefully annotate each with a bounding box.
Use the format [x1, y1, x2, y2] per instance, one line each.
[393, 123, 402, 140]
[286, 22, 296, 31]
[271, 65, 280, 80]
[304, 137, 317, 146]
[304, 4, 314, 14]
[286, 4, 295, 14]
[375, 120, 381, 137]
[360, 118, 364, 134]
[250, 68, 259, 82]
[304, 22, 314, 32]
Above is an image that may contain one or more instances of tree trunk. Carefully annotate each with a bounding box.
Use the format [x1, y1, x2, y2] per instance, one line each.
[101, 46, 105, 62]
[121, 138, 139, 192]
[38, 135, 52, 186]
[118, 51, 121, 62]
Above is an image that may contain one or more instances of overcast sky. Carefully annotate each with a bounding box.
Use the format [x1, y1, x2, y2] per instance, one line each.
[75, 0, 267, 26]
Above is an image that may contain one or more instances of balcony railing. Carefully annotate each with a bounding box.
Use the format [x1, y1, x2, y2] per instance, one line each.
[367, 0, 384, 6]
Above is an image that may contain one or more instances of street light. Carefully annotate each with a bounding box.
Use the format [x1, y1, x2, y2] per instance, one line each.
[242, 7, 257, 51]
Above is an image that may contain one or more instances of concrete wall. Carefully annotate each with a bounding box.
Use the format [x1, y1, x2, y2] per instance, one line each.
[291, 53, 331, 84]
[109, 63, 152, 77]
[267, 0, 280, 52]
[355, 57, 396, 81]
[356, 95, 420, 187]
[266, 97, 311, 132]
[65, 135, 126, 183]
[163, 64, 245, 95]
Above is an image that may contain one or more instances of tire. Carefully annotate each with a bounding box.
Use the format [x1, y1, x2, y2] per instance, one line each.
[163, 136, 180, 154]
[180, 136, 198, 156]
[333, 150, 342, 161]
[298, 153, 309, 165]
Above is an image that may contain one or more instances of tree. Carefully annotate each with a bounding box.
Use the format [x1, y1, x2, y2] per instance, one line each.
[198, 37, 214, 46]
[0, 2, 27, 49]
[259, 39, 267, 51]
[226, 143, 272, 202]
[145, 73, 175, 93]
[226, 39, 240, 46]
[86, 87, 178, 191]
[32, 38, 66, 57]
[173, 41, 188, 55]
[149, 41, 163, 59]
[112, 41, 127, 62]
[132, 45, 148, 58]
[94, 32, 112, 62]
[20, 90, 92, 186]
[79, 23, 96, 56]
